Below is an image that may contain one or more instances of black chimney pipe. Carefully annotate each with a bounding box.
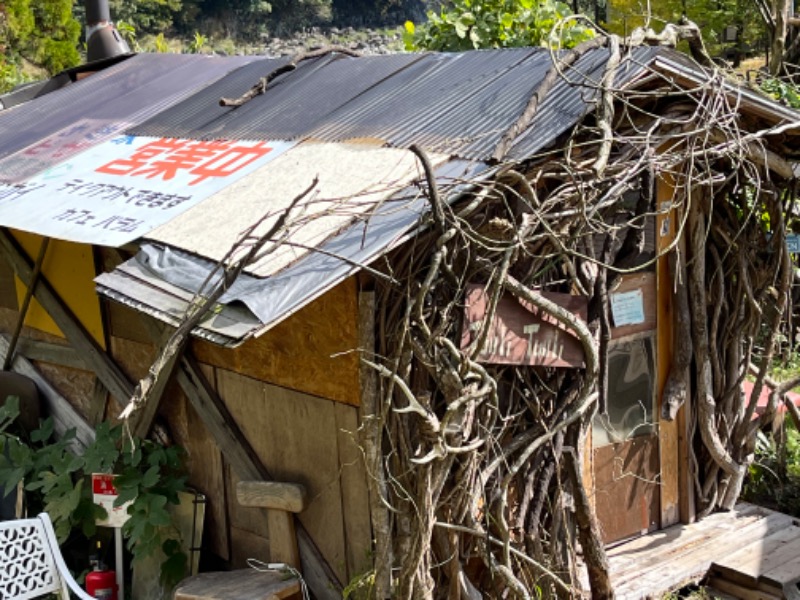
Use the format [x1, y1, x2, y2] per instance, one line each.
[84, 0, 131, 63]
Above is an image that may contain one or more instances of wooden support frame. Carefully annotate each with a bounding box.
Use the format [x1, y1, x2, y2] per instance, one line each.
[0, 230, 134, 409]
[0, 336, 94, 447]
[131, 307, 343, 600]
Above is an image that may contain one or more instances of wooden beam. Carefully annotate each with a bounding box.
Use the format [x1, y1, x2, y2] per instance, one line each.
[9, 337, 87, 371]
[236, 481, 308, 513]
[0, 336, 94, 447]
[0, 230, 134, 408]
[656, 176, 681, 529]
[128, 324, 183, 439]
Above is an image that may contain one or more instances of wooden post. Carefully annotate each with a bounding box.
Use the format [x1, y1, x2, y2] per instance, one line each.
[656, 175, 680, 529]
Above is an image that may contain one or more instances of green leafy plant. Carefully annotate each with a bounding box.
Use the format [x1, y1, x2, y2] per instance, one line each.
[187, 31, 208, 53]
[0, 400, 188, 588]
[744, 422, 800, 517]
[759, 77, 800, 110]
[153, 32, 171, 53]
[404, 0, 595, 52]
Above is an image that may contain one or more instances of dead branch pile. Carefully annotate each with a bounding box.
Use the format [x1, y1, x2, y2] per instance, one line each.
[361, 33, 799, 600]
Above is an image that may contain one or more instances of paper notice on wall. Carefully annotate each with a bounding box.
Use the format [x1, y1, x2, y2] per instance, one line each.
[610, 288, 645, 327]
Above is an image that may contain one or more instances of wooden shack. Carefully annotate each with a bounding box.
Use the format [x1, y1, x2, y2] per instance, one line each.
[0, 39, 799, 599]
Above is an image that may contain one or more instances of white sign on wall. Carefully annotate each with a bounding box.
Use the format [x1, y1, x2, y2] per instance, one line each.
[0, 135, 295, 246]
[610, 288, 646, 327]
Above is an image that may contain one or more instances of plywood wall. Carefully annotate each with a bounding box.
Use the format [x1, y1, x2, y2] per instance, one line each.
[214, 367, 372, 584]
[192, 278, 360, 406]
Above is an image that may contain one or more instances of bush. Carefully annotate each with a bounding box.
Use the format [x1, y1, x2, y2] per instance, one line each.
[0, 397, 189, 588]
[404, 0, 595, 52]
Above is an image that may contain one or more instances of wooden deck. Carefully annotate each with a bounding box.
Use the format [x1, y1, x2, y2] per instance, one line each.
[580, 503, 800, 599]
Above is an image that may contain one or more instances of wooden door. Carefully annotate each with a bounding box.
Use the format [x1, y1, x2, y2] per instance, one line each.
[592, 335, 661, 545]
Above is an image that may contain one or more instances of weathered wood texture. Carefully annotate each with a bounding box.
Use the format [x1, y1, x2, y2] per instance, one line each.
[173, 569, 300, 600]
[0, 230, 134, 407]
[579, 503, 799, 599]
[108, 336, 230, 561]
[192, 278, 360, 405]
[0, 256, 17, 311]
[334, 401, 373, 580]
[656, 178, 680, 529]
[217, 368, 362, 585]
[593, 434, 661, 545]
[0, 335, 94, 446]
[237, 481, 307, 513]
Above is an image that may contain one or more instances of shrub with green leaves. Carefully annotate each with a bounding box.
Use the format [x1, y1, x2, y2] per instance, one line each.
[404, 0, 595, 52]
[0, 397, 189, 588]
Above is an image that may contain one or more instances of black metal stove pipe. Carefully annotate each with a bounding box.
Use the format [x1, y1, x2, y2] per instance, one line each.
[84, 0, 131, 62]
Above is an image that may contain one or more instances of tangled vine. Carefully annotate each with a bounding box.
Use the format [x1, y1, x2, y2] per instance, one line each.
[359, 27, 800, 600]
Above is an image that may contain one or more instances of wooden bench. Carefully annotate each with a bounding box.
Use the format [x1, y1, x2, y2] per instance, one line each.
[0, 512, 96, 600]
[174, 481, 307, 600]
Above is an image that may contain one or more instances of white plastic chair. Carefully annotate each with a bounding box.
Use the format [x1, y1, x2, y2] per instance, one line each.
[0, 512, 95, 600]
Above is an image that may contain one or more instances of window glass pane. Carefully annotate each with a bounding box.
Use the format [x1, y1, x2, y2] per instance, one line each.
[592, 336, 655, 447]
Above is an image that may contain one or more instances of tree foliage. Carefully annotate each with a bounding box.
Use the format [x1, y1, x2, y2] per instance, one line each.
[606, 0, 766, 57]
[405, 0, 595, 51]
[0, 0, 79, 92]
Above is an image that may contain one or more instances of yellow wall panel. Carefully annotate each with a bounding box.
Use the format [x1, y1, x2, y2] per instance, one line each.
[12, 231, 105, 349]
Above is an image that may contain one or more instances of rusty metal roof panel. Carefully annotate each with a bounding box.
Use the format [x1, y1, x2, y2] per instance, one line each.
[0, 53, 258, 178]
[308, 48, 541, 154]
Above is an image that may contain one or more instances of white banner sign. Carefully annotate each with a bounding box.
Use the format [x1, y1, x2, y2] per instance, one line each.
[0, 135, 295, 246]
[92, 473, 132, 528]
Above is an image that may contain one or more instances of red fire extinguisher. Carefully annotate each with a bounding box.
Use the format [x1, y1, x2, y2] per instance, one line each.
[85, 542, 118, 600]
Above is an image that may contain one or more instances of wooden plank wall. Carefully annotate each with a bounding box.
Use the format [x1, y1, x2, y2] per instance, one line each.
[103, 275, 371, 584]
[216, 370, 371, 583]
[1, 242, 371, 586]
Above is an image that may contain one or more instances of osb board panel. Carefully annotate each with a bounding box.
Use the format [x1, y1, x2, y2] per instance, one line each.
[33, 361, 95, 420]
[217, 368, 347, 583]
[192, 278, 360, 406]
[334, 403, 372, 580]
[657, 176, 680, 528]
[104, 299, 152, 345]
[593, 434, 660, 545]
[0, 256, 17, 310]
[11, 231, 105, 348]
[610, 272, 656, 339]
[109, 337, 230, 561]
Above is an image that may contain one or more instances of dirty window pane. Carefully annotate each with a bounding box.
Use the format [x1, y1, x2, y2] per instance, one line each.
[592, 336, 656, 447]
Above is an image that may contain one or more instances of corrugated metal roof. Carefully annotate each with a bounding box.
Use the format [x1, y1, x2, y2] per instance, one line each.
[129, 52, 425, 140]
[0, 53, 258, 180]
[124, 46, 670, 162]
[95, 158, 491, 346]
